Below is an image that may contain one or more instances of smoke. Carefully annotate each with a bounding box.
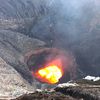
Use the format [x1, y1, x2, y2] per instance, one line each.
[3, 0, 99, 84]
[30, 0, 95, 46]
[29, 0, 100, 77]
[16, 0, 100, 84]
[20, 0, 100, 83]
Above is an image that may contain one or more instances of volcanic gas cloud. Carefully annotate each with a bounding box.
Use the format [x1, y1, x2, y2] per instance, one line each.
[26, 48, 74, 84]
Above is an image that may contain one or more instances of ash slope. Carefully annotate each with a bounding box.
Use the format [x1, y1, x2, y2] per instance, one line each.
[0, 57, 33, 99]
[0, 29, 45, 98]
[0, 29, 45, 79]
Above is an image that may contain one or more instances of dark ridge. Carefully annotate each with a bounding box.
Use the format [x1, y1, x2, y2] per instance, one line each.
[55, 86, 100, 100]
[14, 91, 76, 100]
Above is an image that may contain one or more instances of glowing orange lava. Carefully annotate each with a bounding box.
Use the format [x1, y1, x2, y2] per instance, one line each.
[37, 65, 62, 84]
[33, 59, 63, 84]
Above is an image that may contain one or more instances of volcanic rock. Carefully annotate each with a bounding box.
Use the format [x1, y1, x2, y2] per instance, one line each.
[13, 80, 100, 100]
[14, 91, 76, 100]
[55, 81, 100, 100]
[0, 57, 34, 99]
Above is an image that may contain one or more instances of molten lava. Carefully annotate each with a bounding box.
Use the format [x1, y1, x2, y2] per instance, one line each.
[33, 59, 63, 84]
[27, 48, 69, 84]
[37, 65, 62, 84]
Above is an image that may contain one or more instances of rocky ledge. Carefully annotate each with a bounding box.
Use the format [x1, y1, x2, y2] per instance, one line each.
[14, 81, 100, 100]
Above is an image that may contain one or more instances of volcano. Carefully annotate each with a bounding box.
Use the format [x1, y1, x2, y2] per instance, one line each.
[0, 0, 100, 99]
[26, 48, 72, 84]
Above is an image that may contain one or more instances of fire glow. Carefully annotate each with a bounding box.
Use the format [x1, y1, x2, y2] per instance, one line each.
[37, 65, 62, 84]
[33, 59, 63, 84]
[26, 48, 69, 84]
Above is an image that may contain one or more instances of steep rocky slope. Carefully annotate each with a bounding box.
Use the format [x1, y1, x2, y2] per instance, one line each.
[0, 57, 34, 99]
[0, 29, 45, 82]
[0, 29, 46, 98]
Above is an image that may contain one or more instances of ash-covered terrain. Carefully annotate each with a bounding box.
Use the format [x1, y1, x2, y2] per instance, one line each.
[0, 0, 100, 99]
[14, 79, 100, 100]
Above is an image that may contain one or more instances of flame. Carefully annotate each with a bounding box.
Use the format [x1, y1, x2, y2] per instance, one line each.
[37, 65, 62, 84]
[33, 59, 63, 84]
